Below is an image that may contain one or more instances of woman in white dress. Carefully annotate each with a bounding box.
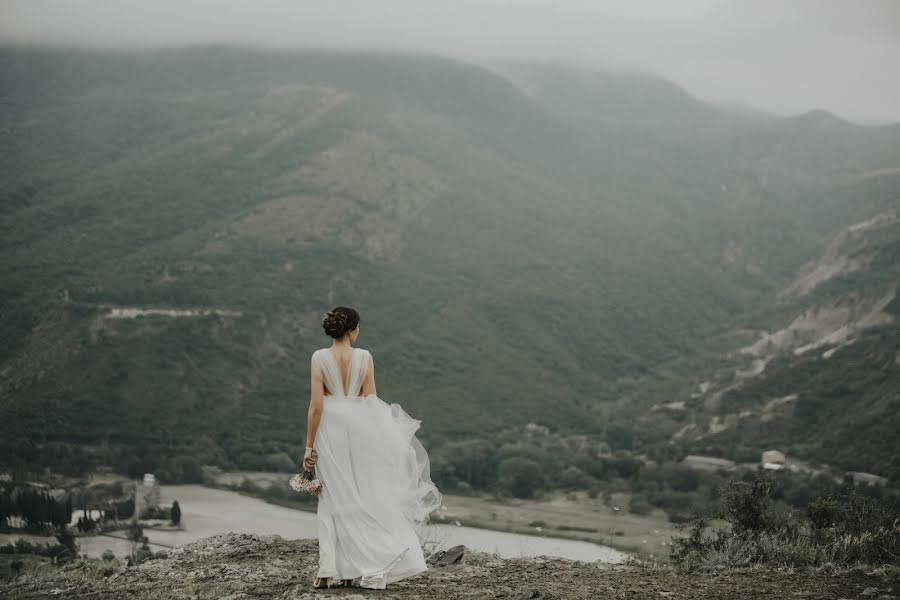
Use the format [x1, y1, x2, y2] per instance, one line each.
[303, 306, 442, 590]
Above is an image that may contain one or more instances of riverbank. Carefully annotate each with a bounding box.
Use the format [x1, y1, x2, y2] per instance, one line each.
[208, 470, 676, 558]
[1, 483, 627, 564]
[432, 490, 676, 558]
[4, 532, 895, 600]
[156, 484, 627, 563]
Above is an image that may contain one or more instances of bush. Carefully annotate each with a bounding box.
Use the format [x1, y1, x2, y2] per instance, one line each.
[115, 498, 135, 520]
[497, 457, 545, 499]
[56, 527, 77, 555]
[670, 476, 900, 572]
[559, 466, 592, 489]
[628, 494, 653, 516]
[126, 522, 144, 542]
[177, 457, 204, 483]
[263, 452, 296, 472]
[440, 440, 499, 490]
[133, 542, 153, 565]
[605, 454, 643, 479]
[140, 505, 169, 520]
[0, 539, 73, 562]
[807, 495, 842, 530]
[719, 478, 771, 533]
[808, 492, 898, 536]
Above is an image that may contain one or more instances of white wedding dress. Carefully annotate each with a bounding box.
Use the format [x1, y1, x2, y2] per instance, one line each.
[310, 347, 442, 589]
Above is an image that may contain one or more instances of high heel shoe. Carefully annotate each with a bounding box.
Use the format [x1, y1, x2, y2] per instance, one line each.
[312, 576, 329, 589]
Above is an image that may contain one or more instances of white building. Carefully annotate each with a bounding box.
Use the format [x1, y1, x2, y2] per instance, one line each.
[762, 450, 786, 470]
[134, 473, 161, 518]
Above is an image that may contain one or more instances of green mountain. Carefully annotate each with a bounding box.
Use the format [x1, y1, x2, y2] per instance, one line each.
[504, 64, 900, 479]
[0, 48, 897, 482]
[670, 192, 899, 479]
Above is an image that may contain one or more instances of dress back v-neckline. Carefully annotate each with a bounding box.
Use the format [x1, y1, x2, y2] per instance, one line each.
[323, 347, 364, 397]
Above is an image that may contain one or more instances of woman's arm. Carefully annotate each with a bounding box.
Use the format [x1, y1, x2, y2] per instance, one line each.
[360, 352, 377, 397]
[304, 354, 325, 470]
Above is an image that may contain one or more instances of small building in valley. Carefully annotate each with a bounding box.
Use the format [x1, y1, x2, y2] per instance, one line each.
[134, 473, 161, 519]
[762, 450, 786, 470]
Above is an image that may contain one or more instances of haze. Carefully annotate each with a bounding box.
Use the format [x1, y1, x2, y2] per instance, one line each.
[1, 0, 899, 124]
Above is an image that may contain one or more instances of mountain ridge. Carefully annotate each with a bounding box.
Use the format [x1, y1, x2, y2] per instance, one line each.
[1, 46, 897, 484]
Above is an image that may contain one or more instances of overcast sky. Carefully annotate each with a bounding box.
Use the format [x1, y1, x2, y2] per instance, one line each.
[2, 0, 899, 123]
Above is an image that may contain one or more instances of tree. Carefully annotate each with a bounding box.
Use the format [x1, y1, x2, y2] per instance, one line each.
[127, 521, 144, 542]
[116, 498, 135, 519]
[605, 423, 634, 451]
[497, 457, 545, 499]
[170, 500, 181, 526]
[56, 527, 78, 556]
[177, 457, 203, 483]
[443, 439, 499, 489]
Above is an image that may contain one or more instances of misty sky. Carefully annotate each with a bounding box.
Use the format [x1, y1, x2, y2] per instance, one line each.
[2, 0, 899, 123]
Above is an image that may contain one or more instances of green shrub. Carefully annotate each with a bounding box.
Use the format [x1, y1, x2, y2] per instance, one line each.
[670, 476, 900, 572]
[497, 457, 545, 499]
[559, 466, 592, 489]
[628, 494, 653, 515]
[263, 452, 296, 472]
[719, 478, 772, 533]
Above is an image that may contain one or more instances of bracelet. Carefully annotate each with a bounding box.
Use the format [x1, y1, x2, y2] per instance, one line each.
[305, 447, 314, 451]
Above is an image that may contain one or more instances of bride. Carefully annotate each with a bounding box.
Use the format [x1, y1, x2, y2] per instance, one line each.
[303, 306, 442, 590]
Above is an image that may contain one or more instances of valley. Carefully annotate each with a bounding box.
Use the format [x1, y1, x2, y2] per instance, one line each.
[1, 46, 897, 508]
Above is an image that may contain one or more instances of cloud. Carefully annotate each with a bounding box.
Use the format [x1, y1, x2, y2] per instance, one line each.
[1, 0, 898, 122]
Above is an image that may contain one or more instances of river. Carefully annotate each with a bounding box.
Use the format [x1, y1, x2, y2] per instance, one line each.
[8, 485, 627, 564]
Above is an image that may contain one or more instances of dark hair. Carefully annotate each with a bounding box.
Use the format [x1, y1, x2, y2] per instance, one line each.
[322, 307, 360, 338]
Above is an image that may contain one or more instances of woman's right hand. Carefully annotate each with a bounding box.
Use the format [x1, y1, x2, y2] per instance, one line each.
[303, 448, 317, 471]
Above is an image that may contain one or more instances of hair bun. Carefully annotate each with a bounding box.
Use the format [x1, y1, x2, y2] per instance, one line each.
[321, 306, 360, 339]
[322, 310, 349, 338]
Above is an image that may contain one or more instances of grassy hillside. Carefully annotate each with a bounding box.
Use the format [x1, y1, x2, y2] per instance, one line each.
[0, 47, 897, 484]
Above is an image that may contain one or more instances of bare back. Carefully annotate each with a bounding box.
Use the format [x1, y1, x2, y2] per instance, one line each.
[313, 347, 372, 397]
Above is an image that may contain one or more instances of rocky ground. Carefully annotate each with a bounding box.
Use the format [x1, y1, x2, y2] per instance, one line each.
[2, 533, 897, 599]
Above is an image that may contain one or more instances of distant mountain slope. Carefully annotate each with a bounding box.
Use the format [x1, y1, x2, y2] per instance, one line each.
[654, 174, 900, 479]
[1, 48, 897, 479]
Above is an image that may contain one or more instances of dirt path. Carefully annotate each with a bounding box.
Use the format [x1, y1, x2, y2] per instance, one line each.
[3, 533, 896, 600]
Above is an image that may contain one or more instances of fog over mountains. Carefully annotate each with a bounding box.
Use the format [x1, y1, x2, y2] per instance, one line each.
[2, 0, 900, 123]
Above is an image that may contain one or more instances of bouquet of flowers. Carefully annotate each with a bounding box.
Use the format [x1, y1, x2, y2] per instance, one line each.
[289, 450, 323, 494]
